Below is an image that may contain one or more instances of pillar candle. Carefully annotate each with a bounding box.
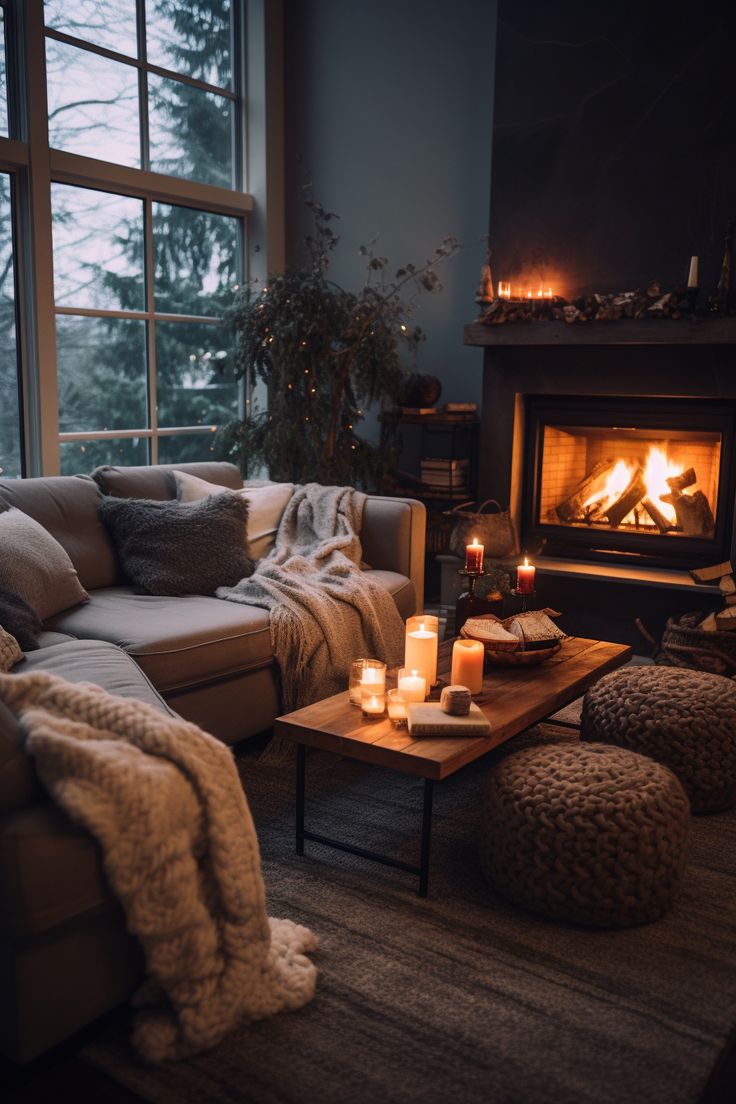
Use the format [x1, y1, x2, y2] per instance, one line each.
[687, 255, 699, 288]
[465, 538, 484, 574]
[405, 615, 439, 685]
[450, 639, 485, 695]
[516, 557, 536, 594]
[405, 621, 438, 685]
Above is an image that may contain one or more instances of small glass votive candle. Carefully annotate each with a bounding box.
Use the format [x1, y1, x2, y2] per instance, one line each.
[349, 658, 386, 706]
[387, 687, 408, 727]
[397, 667, 428, 702]
[361, 685, 386, 717]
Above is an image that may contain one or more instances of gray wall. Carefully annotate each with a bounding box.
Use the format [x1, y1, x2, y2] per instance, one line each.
[283, 0, 497, 418]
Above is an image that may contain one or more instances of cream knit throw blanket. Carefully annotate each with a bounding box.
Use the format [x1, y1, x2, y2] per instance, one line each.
[217, 483, 406, 711]
[0, 671, 317, 1063]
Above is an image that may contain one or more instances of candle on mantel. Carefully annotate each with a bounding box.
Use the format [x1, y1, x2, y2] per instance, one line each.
[516, 557, 536, 594]
[398, 668, 427, 702]
[687, 255, 699, 289]
[404, 620, 438, 685]
[465, 537, 484, 574]
[405, 615, 439, 685]
[450, 639, 484, 695]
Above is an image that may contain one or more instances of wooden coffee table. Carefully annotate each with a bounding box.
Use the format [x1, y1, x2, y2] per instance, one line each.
[274, 636, 632, 896]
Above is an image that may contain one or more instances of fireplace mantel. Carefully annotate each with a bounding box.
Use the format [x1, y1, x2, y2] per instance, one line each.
[464, 317, 736, 348]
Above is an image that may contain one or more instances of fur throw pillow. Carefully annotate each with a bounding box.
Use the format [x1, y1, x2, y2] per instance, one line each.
[99, 493, 255, 596]
[0, 586, 43, 651]
[0, 626, 22, 671]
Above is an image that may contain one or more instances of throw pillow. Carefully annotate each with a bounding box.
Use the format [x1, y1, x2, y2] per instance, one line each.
[99, 494, 255, 596]
[173, 470, 294, 560]
[0, 508, 89, 621]
[0, 626, 22, 671]
[0, 585, 43, 650]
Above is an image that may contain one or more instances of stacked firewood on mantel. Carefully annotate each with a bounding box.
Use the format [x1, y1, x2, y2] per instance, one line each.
[478, 281, 690, 326]
[689, 561, 736, 633]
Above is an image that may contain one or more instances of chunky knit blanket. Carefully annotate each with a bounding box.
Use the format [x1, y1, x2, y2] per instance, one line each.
[0, 671, 317, 1063]
[216, 484, 406, 711]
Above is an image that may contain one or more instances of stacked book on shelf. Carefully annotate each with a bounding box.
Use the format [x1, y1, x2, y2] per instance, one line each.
[420, 457, 470, 497]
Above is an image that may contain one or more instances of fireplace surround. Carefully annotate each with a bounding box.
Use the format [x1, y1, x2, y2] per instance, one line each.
[523, 394, 736, 568]
[463, 319, 736, 644]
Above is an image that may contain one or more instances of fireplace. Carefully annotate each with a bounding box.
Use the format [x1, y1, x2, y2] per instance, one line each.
[524, 396, 736, 568]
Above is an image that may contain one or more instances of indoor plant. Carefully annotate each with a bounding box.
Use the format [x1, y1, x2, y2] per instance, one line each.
[221, 197, 460, 486]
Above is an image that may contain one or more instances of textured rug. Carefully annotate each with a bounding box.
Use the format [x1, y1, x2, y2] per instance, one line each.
[82, 737, 736, 1104]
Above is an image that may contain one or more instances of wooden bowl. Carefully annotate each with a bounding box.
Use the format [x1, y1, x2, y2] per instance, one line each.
[460, 614, 562, 667]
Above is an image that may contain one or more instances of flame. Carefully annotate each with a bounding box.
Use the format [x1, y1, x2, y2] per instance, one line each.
[582, 445, 687, 525]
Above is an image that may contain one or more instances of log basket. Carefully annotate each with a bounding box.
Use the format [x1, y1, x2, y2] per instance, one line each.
[640, 615, 736, 678]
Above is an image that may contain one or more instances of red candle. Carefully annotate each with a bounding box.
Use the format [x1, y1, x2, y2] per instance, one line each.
[517, 557, 536, 594]
[465, 537, 484, 574]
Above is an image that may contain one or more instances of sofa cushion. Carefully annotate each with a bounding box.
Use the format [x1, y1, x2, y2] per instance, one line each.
[92, 460, 243, 501]
[99, 494, 255, 596]
[0, 474, 120, 590]
[47, 589, 273, 693]
[0, 508, 89, 619]
[174, 469, 294, 560]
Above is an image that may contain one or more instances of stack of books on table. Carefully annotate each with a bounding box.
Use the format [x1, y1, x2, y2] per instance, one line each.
[420, 457, 470, 496]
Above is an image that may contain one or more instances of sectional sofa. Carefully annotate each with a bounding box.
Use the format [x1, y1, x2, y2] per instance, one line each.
[0, 462, 425, 1061]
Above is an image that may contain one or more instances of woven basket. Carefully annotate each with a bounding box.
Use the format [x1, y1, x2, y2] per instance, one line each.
[658, 615, 736, 678]
[460, 615, 561, 667]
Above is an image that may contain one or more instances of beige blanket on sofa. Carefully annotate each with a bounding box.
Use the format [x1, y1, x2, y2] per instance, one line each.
[217, 483, 406, 711]
[0, 671, 317, 1063]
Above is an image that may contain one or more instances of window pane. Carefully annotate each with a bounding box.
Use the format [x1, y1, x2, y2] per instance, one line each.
[46, 39, 140, 166]
[146, 0, 232, 89]
[52, 184, 145, 310]
[44, 0, 139, 58]
[60, 436, 148, 475]
[152, 203, 240, 316]
[56, 316, 148, 432]
[155, 321, 237, 428]
[157, 432, 221, 466]
[0, 9, 8, 137]
[0, 174, 22, 478]
[148, 74, 232, 188]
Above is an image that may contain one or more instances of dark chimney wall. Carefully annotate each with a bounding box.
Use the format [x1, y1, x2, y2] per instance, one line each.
[490, 1, 736, 300]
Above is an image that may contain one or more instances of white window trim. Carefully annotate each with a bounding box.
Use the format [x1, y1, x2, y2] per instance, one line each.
[0, 0, 284, 477]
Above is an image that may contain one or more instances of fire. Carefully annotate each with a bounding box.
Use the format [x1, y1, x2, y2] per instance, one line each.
[497, 281, 555, 301]
[583, 445, 686, 524]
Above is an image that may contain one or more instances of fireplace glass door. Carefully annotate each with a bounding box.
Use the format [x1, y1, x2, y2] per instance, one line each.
[525, 397, 736, 567]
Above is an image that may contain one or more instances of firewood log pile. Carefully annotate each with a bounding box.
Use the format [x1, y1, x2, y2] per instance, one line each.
[556, 462, 715, 537]
[478, 281, 689, 325]
[687, 562, 736, 633]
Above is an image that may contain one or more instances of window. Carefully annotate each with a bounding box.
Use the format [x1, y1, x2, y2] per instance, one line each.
[0, 171, 22, 477]
[0, 0, 265, 478]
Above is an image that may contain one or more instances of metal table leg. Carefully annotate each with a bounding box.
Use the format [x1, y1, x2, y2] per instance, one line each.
[296, 743, 305, 856]
[418, 778, 434, 897]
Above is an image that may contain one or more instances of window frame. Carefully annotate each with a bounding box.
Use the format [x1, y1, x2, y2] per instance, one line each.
[0, 0, 281, 477]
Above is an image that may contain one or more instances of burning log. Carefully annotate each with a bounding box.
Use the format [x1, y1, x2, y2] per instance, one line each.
[660, 489, 715, 537]
[666, 468, 696, 494]
[555, 459, 619, 524]
[605, 468, 647, 528]
[642, 497, 673, 534]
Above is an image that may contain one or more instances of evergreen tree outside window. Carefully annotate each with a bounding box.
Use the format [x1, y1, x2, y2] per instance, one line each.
[0, 0, 255, 477]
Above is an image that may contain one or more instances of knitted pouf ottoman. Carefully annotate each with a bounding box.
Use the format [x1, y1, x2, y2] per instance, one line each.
[480, 743, 690, 928]
[581, 666, 736, 814]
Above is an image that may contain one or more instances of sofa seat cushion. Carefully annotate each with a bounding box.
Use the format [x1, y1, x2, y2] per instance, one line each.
[46, 588, 273, 693]
[363, 569, 416, 621]
[0, 801, 115, 940]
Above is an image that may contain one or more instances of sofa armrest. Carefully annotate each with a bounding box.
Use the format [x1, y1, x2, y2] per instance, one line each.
[361, 496, 426, 614]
